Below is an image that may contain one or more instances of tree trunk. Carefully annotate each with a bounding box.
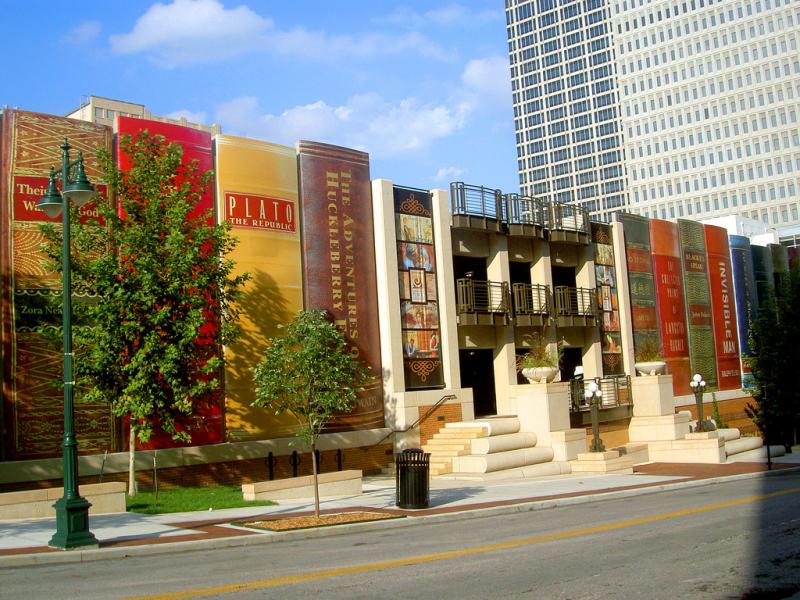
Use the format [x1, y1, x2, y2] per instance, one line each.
[128, 424, 138, 497]
[311, 440, 320, 519]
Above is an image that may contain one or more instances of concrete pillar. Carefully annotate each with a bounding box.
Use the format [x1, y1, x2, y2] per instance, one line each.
[487, 234, 515, 415]
[576, 243, 603, 379]
[531, 241, 558, 352]
[371, 179, 405, 429]
[612, 221, 636, 376]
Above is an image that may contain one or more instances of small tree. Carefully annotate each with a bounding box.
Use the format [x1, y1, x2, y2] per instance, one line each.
[746, 264, 800, 450]
[40, 132, 248, 495]
[253, 309, 370, 518]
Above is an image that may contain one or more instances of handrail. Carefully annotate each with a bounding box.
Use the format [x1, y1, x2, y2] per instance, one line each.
[450, 182, 503, 220]
[457, 278, 511, 314]
[512, 283, 551, 315]
[554, 286, 596, 317]
[504, 193, 549, 227]
[569, 375, 632, 412]
[370, 394, 458, 448]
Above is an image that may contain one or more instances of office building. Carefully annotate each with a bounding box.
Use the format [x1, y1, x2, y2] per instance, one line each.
[505, 0, 800, 230]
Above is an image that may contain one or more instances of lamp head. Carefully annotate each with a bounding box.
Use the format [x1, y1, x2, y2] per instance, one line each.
[690, 380, 697, 389]
[62, 152, 95, 207]
[700, 380, 706, 388]
[584, 390, 592, 400]
[588, 381, 598, 394]
[692, 373, 702, 383]
[36, 169, 64, 218]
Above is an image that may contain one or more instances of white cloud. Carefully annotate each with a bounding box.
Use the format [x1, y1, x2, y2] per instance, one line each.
[375, 3, 502, 28]
[110, 0, 271, 67]
[215, 94, 472, 159]
[165, 109, 209, 124]
[461, 55, 512, 107]
[269, 29, 451, 62]
[109, 0, 450, 68]
[63, 21, 101, 44]
[433, 166, 466, 181]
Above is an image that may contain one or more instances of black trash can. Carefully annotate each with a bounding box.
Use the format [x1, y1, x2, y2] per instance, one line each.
[395, 448, 430, 509]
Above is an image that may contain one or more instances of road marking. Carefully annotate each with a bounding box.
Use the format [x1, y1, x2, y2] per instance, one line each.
[126, 486, 800, 600]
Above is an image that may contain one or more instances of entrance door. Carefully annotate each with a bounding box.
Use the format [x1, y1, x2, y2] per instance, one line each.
[459, 349, 496, 417]
[560, 346, 583, 383]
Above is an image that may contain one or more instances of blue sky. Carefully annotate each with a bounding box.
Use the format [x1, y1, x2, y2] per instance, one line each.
[1, 0, 518, 192]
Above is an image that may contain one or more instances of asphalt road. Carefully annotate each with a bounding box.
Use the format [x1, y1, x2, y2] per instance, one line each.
[3, 471, 799, 600]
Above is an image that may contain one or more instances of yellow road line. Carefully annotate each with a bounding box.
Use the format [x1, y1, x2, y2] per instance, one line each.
[126, 487, 800, 600]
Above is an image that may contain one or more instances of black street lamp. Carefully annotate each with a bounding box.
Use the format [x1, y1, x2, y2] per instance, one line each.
[689, 373, 707, 433]
[584, 379, 605, 452]
[36, 138, 99, 550]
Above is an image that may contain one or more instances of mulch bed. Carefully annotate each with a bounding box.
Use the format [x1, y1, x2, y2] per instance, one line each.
[236, 511, 402, 532]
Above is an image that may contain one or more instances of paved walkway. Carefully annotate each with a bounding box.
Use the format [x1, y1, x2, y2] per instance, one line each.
[1, 454, 798, 566]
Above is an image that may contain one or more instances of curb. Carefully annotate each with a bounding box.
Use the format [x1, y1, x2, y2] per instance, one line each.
[1, 465, 798, 568]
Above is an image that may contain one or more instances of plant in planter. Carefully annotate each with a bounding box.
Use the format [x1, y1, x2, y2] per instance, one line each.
[634, 335, 666, 376]
[516, 332, 561, 383]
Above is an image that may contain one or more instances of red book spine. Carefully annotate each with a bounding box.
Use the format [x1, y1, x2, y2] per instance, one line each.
[116, 117, 222, 449]
[704, 225, 741, 390]
[649, 220, 691, 396]
[297, 141, 384, 431]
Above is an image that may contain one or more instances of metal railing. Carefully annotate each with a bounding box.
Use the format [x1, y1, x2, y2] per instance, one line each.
[569, 375, 633, 412]
[456, 278, 510, 314]
[554, 286, 596, 317]
[450, 182, 503, 220]
[512, 283, 551, 316]
[550, 202, 590, 233]
[504, 193, 549, 227]
[371, 394, 458, 448]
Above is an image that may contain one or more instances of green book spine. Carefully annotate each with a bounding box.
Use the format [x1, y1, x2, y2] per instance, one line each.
[677, 219, 717, 388]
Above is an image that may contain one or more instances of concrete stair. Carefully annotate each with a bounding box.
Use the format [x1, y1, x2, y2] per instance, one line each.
[425, 416, 570, 480]
[570, 450, 634, 474]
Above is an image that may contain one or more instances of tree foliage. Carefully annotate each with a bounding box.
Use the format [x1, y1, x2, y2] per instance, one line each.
[746, 263, 800, 449]
[40, 132, 249, 446]
[252, 309, 370, 517]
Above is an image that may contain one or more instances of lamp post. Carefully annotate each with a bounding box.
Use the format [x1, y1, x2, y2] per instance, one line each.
[36, 138, 98, 550]
[689, 373, 707, 433]
[584, 379, 605, 452]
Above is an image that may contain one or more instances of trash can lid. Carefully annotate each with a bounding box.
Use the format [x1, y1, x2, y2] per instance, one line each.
[402, 448, 424, 453]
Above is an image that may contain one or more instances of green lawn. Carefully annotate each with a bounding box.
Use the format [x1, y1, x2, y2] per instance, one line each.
[126, 485, 276, 514]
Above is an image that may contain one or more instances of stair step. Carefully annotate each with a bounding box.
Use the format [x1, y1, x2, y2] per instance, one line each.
[724, 435, 762, 456]
[470, 432, 538, 455]
[423, 440, 471, 451]
[451, 447, 554, 473]
[717, 428, 741, 443]
[435, 461, 571, 481]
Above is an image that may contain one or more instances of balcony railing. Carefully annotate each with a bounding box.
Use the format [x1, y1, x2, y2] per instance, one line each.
[450, 182, 504, 232]
[512, 283, 551, 326]
[456, 278, 510, 325]
[504, 194, 548, 238]
[549, 202, 590, 243]
[569, 375, 633, 418]
[554, 286, 596, 326]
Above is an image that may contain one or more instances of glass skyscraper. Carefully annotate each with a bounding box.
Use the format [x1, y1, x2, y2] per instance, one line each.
[506, 0, 800, 230]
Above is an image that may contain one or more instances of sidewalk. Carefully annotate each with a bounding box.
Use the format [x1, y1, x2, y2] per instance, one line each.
[1, 455, 798, 567]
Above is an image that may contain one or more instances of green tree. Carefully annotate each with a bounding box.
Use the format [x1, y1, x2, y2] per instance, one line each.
[746, 263, 800, 450]
[40, 132, 249, 495]
[253, 309, 370, 518]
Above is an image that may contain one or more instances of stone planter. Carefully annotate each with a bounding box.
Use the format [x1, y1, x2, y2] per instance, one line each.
[634, 360, 667, 376]
[521, 366, 559, 384]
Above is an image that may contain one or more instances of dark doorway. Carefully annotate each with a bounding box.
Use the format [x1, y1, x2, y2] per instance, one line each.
[560, 346, 583, 382]
[459, 349, 496, 417]
[509, 261, 532, 285]
[552, 266, 577, 287]
[453, 255, 487, 280]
